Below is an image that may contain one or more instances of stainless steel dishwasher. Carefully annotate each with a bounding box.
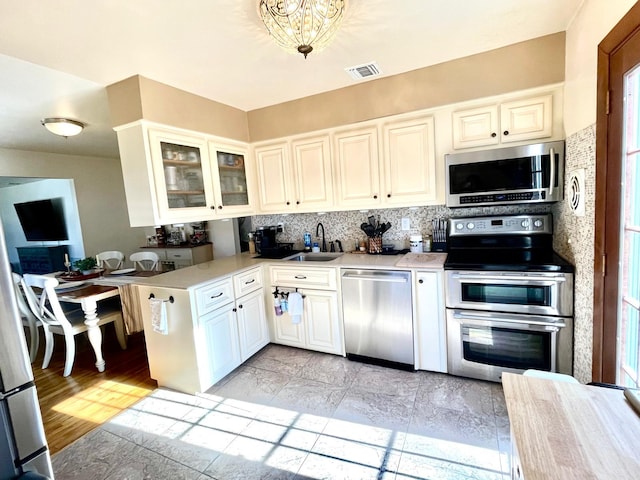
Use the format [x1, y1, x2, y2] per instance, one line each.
[341, 269, 414, 369]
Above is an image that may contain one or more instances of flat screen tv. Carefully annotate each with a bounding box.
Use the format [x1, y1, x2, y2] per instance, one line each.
[14, 198, 69, 241]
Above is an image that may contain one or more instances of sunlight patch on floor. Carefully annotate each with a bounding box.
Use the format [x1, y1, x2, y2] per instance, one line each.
[104, 389, 506, 479]
[52, 379, 152, 422]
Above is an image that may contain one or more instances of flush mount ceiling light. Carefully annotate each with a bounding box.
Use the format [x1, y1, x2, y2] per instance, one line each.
[41, 118, 85, 137]
[258, 0, 347, 58]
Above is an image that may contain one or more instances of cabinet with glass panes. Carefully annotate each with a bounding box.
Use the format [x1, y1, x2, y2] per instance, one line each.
[148, 128, 215, 223]
[208, 142, 253, 216]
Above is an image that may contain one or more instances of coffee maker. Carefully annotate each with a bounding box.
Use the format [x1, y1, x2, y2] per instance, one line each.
[253, 225, 296, 258]
[254, 226, 278, 254]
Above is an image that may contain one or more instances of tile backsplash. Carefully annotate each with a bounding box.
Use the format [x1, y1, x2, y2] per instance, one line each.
[252, 204, 552, 252]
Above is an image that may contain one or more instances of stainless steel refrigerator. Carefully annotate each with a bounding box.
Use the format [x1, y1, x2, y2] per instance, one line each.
[0, 220, 53, 479]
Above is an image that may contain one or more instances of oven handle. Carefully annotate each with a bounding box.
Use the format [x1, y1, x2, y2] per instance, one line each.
[452, 310, 566, 329]
[449, 272, 568, 283]
[549, 147, 556, 197]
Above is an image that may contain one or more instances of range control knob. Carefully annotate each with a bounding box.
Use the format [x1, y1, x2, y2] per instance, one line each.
[521, 220, 530, 228]
[534, 219, 544, 228]
[455, 223, 464, 230]
[466, 222, 475, 230]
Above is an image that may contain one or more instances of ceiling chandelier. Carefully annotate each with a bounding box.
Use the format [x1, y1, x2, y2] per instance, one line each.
[258, 0, 347, 59]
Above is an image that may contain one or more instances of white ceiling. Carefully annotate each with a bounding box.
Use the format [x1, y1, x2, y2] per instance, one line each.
[0, 0, 583, 159]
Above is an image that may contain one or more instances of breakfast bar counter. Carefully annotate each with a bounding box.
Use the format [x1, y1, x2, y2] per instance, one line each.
[502, 372, 640, 479]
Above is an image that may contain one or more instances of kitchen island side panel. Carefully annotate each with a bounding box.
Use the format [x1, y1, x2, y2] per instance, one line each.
[137, 285, 203, 394]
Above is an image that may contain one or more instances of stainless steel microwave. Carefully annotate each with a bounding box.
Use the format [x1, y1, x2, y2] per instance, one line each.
[445, 140, 565, 207]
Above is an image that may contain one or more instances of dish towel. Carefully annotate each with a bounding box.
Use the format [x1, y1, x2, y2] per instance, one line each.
[288, 292, 303, 325]
[149, 297, 168, 335]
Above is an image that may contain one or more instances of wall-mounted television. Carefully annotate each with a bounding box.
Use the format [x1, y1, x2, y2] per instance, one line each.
[13, 198, 69, 241]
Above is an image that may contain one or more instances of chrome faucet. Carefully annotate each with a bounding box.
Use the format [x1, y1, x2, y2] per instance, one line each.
[316, 222, 327, 252]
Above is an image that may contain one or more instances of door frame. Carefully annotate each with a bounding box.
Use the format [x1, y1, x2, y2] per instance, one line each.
[593, 2, 640, 383]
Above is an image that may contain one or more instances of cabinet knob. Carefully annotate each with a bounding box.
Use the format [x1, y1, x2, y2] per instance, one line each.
[418, 279, 424, 284]
[503, 130, 509, 136]
[286, 201, 290, 205]
[387, 194, 391, 198]
[210, 206, 216, 210]
[491, 132, 497, 138]
[296, 200, 300, 205]
[218, 205, 223, 209]
[232, 307, 237, 312]
[238, 304, 243, 309]
[373, 195, 378, 199]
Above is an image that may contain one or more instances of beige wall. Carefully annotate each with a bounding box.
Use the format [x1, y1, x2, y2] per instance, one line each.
[106, 33, 565, 144]
[0, 148, 146, 261]
[107, 75, 250, 142]
[564, 0, 637, 136]
[248, 33, 565, 141]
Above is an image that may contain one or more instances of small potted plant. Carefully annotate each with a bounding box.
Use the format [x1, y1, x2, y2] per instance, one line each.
[73, 257, 97, 274]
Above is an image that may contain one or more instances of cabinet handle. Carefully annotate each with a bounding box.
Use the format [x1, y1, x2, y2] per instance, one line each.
[503, 130, 509, 136]
[210, 292, 223, 299]
[491, 132, 497, 138]
[294, 275, 307, 279]
[244, 279, 255, 285]
[418, 279, 424, 284]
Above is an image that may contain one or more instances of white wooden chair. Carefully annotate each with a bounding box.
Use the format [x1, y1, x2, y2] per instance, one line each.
[129, 251, 160, 271]
[96, 251, 124, 269]
[11, 272, 41, 363]
[21, 273, 126, 377]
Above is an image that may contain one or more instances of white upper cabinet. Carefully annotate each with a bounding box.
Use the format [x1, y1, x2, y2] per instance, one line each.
[382, 115, 437, 206]
[291, 135, 333, 210]
[332, 126, 382, 208]
[208, 141, 253, 217]
[147, 127, 216, 225]
[255, 134, 333, 213]
[452, 94, 553, 149]
[115, 122, 253, 226]
[255, 141, 295, 212]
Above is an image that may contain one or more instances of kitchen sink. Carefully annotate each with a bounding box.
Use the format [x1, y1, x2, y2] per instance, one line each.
[286, 252, 343, 262]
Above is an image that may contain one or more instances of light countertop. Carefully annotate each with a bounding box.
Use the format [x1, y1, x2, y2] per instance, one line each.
[502, 373, 640, 479]
[134, 251, 447, 290]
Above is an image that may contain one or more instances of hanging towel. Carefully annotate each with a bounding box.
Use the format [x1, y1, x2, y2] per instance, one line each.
[149, 297, 168, 335]
[288, 292, 303, 325]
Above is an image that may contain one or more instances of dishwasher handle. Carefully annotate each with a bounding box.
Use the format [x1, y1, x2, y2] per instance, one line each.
[342, 272, 409, 283]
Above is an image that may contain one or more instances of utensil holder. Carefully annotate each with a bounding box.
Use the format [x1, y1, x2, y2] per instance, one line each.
[368, 236, 382, 254]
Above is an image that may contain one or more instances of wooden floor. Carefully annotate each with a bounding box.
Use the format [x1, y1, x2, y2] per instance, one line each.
[31, 327, 157, 455]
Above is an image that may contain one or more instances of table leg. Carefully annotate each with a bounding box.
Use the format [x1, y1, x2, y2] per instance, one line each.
[81, 297, 105, 372]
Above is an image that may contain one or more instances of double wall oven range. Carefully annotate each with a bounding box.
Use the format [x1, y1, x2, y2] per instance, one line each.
[444, 214, 574, 383]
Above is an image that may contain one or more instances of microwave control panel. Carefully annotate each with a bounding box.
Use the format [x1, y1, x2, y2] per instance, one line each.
[449, 214, 552, 236]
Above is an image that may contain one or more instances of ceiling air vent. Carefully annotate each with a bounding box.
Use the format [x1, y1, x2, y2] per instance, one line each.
[345, 62, 382, 80]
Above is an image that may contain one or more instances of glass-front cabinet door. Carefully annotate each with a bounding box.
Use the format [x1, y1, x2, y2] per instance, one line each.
[208, 141, 253, 215]
[148, 129, 215, 223]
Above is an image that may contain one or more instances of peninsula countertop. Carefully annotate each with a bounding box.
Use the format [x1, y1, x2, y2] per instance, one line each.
[133, 251, 447, 290]
[502, 372, 640, 480]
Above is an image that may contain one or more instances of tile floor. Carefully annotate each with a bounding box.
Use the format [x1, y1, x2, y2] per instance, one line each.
[52, 344, 511, 479]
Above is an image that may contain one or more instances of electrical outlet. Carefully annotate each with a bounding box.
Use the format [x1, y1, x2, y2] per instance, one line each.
[401, 218, 411, 231]
[277, 222, 284, 232]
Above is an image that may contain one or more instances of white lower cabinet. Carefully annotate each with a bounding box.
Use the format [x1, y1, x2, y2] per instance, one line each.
[199, 305, 241, 387]
[268, 266, 343, 355]
[236, 288, 269, 361]
[138, 268, 268, 394]
[414, 270, 447, 373]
